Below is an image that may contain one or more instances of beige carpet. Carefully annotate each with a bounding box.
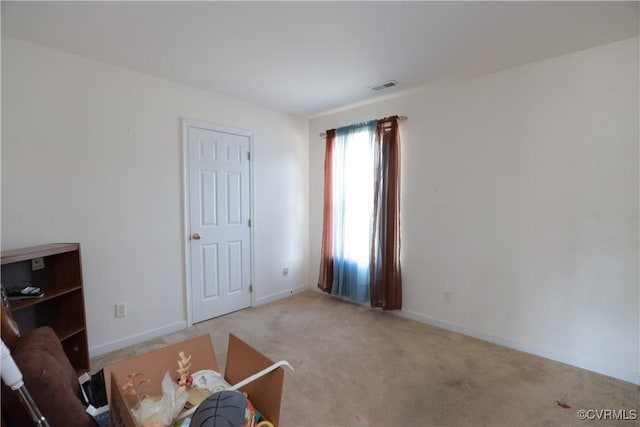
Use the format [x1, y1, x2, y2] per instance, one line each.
[91, 290, 639, 427]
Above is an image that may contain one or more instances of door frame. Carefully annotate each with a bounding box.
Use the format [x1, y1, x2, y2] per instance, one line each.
[182, 118, 255, 327]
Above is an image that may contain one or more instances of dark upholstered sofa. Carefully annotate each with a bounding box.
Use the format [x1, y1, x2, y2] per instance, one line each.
[1, 304, 95, 427]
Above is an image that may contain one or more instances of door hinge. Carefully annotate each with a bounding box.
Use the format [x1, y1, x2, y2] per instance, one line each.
[248, 219, 252, 228]
[247, 151, 251, 161]
[249, 284, 253, 293]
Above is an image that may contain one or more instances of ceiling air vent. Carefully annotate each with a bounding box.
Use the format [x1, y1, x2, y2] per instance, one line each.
[370, 80, 398, 91]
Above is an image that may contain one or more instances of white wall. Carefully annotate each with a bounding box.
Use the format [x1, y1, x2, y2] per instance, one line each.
[1, 37, 310, 355]
[309, 38, 639, 384]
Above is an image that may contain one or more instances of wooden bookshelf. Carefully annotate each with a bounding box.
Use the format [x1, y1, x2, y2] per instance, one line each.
[1, 243, 89, 371]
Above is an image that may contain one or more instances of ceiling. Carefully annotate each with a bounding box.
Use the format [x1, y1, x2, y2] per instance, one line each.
[2, 1, 638, 117]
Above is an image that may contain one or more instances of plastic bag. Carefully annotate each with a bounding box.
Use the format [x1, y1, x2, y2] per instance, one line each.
[133, 372, 189, 427]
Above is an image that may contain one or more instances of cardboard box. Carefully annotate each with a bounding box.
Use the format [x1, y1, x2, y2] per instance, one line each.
[104, 334, 284, 427]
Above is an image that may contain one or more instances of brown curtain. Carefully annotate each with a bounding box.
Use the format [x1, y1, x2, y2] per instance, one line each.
[317, 129, 336, 293]
[370, 116, 402, 310]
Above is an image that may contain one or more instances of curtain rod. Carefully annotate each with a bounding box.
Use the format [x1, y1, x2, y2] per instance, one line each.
[319, 115, 407, 138]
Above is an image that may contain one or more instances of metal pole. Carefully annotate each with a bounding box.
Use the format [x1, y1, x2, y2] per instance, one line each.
[1, 339, 51, 427]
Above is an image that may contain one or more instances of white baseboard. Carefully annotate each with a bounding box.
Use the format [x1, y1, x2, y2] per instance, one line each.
[395, 309, 639, 385]
[254, 286, 308, 306]
[89, 321, 187, 358]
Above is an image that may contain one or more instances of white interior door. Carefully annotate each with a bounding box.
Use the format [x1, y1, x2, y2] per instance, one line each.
[185, 121, 252, 324]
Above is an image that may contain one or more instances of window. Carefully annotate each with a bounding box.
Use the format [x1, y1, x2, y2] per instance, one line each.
[330, 122, 376, 301]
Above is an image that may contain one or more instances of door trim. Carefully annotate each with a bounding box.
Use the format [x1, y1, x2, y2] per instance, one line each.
[182, 118, 255, 327]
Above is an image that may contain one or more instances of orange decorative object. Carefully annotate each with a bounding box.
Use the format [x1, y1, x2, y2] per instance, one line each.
[121, 372, 150, 403]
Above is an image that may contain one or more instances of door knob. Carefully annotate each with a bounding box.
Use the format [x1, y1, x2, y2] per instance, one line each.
[192, 233, 201, 240]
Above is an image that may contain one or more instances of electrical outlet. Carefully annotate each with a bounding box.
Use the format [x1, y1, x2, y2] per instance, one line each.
[443, 291, 452, 304]
[31, 257, 45, 271]
[115, 303, 127, 318]
[282, 266, 289, 276]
